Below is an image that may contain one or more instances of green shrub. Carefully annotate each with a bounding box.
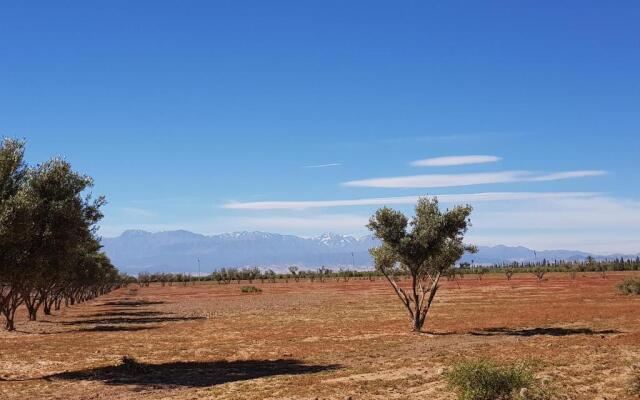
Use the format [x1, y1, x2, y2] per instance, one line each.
[445, 359, 534, 400]
[617, 278, 640, 295]
[240, 285, 262, 293]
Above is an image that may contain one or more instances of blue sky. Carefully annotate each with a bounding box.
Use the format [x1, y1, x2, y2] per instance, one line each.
[1, 1, 639, 253]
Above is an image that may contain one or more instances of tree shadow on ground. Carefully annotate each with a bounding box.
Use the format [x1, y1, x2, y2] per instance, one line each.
[418, 330, 458, 336]
[60, 316, 205, 325]
[470, 326, 621, 337]
[77, 311, 166, 318]
[74, 325, 157, 332]
[99, 300, 166, 307]
[46, 359, 340, 388]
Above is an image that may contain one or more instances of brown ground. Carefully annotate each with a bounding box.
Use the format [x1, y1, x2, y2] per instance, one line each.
[1, 272, 639, 399]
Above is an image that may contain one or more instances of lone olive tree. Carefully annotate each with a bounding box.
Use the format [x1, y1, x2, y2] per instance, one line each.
[367, 197, 475, 332]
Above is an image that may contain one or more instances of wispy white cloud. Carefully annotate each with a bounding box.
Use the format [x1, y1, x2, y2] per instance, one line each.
[342, 170, 607, 188]
[343, 171, 521, 188]
[223, 192, 598, 210]
[411, 155, 501, 167]
[529, 170, 607, 181]
[303, 163, 342, 168]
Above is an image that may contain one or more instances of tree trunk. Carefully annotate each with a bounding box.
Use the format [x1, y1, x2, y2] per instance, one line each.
[27, 305, 38, 321]
[412, 314, 424, 331]
[1, 287, 22, 331]
[22, 290, 42, 321]
[54, 296, 63, 310]
[4, 313, 16, 331]
[414, 272, 441, 332]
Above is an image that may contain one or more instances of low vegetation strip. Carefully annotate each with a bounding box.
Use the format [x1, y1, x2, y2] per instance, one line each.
[617, 278, 640, 295]
[445, 359, 557, 400]
[240, 286, 262, 293]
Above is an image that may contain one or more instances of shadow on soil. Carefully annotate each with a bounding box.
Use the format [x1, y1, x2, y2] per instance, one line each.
[61, 298, 203, 327]
[46, 358, 340, 388]
[61, 315, 205, 325]
[55, 298, 202, 332]
[77, 311, 166, 318]
[471, 326, 620, 337]
[75, 325, 157, 332]
[99, 300, 166, 307]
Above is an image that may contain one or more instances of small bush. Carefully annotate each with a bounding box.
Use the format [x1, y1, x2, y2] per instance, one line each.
[617, 278, 640, 295]
[445, 359, 534, 400]
[240, 285, 262, 293]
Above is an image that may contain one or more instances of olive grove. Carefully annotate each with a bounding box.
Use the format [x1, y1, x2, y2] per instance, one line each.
[0, 139, 122, 330]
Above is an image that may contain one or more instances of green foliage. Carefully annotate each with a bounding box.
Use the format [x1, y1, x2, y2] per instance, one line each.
[617, 278, 640, 295]
[240, 285, 262, 293]
[445, 359, 534, 400]
[368, 198, 475, 277]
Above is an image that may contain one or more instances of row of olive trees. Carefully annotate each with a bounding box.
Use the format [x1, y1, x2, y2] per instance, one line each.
[485, 257, 640, 275]
[137, 267, 381, 286]
[0, 138, 123, 331]
[138, 272, 203, 286]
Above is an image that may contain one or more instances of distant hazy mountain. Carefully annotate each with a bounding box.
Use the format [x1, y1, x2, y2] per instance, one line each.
[102, 230, 638, 274]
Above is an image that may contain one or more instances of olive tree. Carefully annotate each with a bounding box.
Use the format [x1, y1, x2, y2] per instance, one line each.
[367, 197, 475, 332]
[288, 266, 300, 282]
[18, 158, 105, 321]
[0, 139, 28, 330]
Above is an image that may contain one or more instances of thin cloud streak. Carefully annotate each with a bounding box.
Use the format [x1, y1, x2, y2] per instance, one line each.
[529, 170, 608, 181]
[223, 192, 599, 210]
[411, 155, 501, 167]
[303, 163, 342, 168]
[342, 170, 607, 188]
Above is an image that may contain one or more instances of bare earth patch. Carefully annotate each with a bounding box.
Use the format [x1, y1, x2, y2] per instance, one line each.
[1, 272, 640, 399]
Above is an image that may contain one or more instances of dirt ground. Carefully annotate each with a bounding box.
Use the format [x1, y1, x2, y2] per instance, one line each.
[1, 272, 639, 399]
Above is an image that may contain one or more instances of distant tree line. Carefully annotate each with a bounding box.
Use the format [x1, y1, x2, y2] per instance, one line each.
[134, 257, 640, 287]
[135, 266, 383, 285]
[456, 256, 640, 279]
[0, 139, 127, 331]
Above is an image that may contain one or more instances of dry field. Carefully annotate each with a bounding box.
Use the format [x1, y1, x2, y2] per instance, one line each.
[2, 272, 640, 399]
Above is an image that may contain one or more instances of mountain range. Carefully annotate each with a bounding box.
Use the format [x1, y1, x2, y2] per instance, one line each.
[101, 230, 639, 274]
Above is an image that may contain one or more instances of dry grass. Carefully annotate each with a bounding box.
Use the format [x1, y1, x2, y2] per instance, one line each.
[2, 272, 640, 399]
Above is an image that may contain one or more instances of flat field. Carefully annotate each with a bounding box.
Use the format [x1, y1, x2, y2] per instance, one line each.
[2, 272, 640, 399]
